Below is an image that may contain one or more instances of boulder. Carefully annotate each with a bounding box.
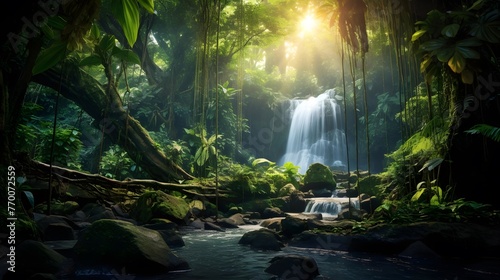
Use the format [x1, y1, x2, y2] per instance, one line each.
[264, 254, 320, 280]
[262, 207, 285, 219]
[5, 240, 67, 279]
[260, 218, 283, 231]
[36, 215, 80, 241]
[281, 216, 308, 237]
[129, 190, 190, 224]
[279, 183, 297, 197]
[303, 163, 336, 191]
[227, 213, 246, 225]
[288, 190, 307, 213]
[216, 218, 239, 228]
[74, 219, 189, 274]
[239, 228, 284, 251]
[204, 221, 225, 232]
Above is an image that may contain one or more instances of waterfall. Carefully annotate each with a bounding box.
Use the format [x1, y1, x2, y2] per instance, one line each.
[279, 89, 347, 174]
[303, 197, 359, 218]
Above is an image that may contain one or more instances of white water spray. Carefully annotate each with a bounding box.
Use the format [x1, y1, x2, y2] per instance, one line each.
[279, 89, 347, 174]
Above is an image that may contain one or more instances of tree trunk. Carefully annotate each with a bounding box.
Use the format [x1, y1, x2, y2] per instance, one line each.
[32, 62, 194, 182]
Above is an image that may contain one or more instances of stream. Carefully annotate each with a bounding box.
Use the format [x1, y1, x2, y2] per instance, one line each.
[141, 224, 499, 280]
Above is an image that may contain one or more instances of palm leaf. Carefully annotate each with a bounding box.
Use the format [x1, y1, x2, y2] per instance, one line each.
[465, 124, 500, 142]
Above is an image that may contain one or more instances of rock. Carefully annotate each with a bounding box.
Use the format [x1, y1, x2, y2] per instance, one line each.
[239, 228, 284, 251]
[129, 190, 190, 224]
[34, 201, 80, 216]
[349, 222, 500, 257]
[156, 229, 185, 247]
[189, 199, 205, 217]
[399, 241, 441, 259]
[303, 163, 336, 191]
[279, 183, 297, 197]
[87, 209, 116, 223]
[356, 175, 383, 196]
[360, 196, 381, 214]
[260, 218, 283, 231]
[8, 240, 67, 279]
[74, 219, 189, 274]
[204, 221, 225, 232]
[288, 190, 307, 213]
[27, 273, 58, 280]
[190, 218, 205, 229]
[281, 216, 308, 237]
[216, 218, 239, 228]
[226, 206, 243, 216]
[143, 218, 178, 231]
[36, 215, 80, 241]
[264, 254, 320, 280]
[262, 207, 285, 219]
[227, 213, 246, 225]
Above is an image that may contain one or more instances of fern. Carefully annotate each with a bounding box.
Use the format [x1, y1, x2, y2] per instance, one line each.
[465, 124, 500, 142]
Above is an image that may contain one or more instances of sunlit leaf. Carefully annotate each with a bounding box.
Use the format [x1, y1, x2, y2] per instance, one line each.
[419, 158, 443, 172]
[411, 188, 426, 202]
[137, 0, 154, 14]
[110, 0, 139, 47]
[32, 41, 68, 75]
[461, 68, 474, 84]
[448, 51, 466, 73]
[411, 29, 427, 42]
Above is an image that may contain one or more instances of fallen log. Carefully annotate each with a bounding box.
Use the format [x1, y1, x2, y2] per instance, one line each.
[16, 157, 222, 203]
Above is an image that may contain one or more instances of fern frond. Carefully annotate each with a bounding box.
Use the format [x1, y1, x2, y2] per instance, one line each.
[465, 124, 500, 142]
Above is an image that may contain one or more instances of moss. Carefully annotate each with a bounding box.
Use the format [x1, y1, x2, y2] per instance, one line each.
[278, 183, 296, 197]
[356, 175, 383, 197]
[303, 163, 336, 190]
[130, 191, 189, 224]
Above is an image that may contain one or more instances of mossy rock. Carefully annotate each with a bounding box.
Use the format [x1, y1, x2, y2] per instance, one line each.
[303, 163, 336, 191]
[240, 198, 287, 214]
[34, 201, 79, 215]
[130, 191, 190, 224]
[15, 240, 67, 278]
[278, 183, 296, 197]
[74, 219, 189, 273]
[356, 175, 383, 196]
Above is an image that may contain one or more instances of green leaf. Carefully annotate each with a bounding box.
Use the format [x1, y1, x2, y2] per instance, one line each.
[436, 47, 454, 62]
[441, 23, 460, 38]
[411, 188, 426, 202]
[79, 55, 102, 67]
[111, 47, 141, 65]
[456, 46, 480, 59]
[137, 0, 155, 14]
[99, 35, 116, 52]
[420, 38, 446, 51]
[252, 158, 275, 167]
[468, 0, 485, 11]
[419, 158, 443, 172]
[448, 51, 466, 73]
[411, 29, 427, 42]
[32, 41, 68, 75]
[110, 0, 139, 47]
[465, 124, 500, 142]
[461, 68, 474, 84]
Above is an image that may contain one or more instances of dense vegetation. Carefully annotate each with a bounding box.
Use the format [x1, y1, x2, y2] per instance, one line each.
[1, 0, 499, 232]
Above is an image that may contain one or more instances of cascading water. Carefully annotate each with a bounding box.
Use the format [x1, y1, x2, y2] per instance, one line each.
[303, 191, 360, 218]
[279, 89, 347, 174]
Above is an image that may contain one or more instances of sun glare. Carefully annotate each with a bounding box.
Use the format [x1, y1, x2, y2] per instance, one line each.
[299, 14, 318, 37]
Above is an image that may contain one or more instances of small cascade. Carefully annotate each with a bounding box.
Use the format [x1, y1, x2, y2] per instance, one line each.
[279, 89, 347, 174]
[303, 195, 359, 218]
